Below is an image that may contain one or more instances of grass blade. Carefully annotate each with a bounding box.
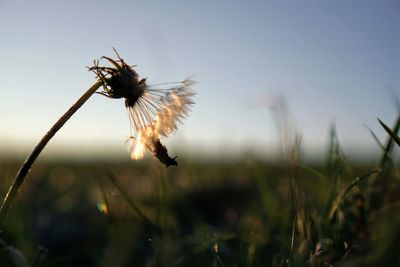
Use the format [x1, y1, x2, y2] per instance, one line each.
[328, 169, 379, 220]
[379, 115, 400, 168]
[378, 118, 400, 148]
[363, 124, 386, 152]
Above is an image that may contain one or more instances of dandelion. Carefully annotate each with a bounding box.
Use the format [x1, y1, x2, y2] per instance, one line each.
[0, 49, 195, 226]
[90, 49, 195, 167]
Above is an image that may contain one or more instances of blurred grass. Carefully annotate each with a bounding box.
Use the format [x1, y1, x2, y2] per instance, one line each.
[0, 123, 400, 266]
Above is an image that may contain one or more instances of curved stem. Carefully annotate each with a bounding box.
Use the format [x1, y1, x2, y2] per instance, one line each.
[0, 81, 102, 227]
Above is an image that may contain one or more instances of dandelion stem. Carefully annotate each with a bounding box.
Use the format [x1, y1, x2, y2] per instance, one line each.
[0, 81, 102, 227]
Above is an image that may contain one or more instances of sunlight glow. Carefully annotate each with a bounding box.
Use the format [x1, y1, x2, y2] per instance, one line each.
[96, 202, 109, 214]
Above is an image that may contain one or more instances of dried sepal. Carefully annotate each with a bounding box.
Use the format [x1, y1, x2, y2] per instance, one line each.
[89, 48, 145, 104]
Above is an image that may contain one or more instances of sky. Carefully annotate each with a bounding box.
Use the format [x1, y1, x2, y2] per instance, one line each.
[0, 0, 399, 160]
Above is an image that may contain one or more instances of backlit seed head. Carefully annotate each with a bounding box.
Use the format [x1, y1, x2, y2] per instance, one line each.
[91, 49, 195, 167]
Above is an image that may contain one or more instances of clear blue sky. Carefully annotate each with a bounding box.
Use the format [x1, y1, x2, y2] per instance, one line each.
[1, 0, 399, 159]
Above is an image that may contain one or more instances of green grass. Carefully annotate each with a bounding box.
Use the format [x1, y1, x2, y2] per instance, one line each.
[0, 122, 399, 267]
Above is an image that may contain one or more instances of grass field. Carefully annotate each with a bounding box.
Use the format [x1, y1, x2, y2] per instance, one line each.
[0, 121, 399, 267]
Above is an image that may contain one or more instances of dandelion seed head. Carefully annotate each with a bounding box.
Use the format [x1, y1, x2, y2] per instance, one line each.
[91, 49, 195, 166]
[124, 80, 195, 163]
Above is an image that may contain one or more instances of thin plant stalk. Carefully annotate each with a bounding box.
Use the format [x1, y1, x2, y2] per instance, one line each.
[104, 169, 155, 232]
[0, 81, 102, 227]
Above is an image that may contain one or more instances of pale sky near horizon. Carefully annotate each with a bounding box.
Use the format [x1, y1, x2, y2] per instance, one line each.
[0, 0, 399, 159]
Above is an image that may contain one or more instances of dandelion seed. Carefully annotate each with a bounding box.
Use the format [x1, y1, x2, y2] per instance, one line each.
[90, 49, 195, 167]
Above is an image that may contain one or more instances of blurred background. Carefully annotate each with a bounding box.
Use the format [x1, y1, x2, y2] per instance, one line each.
[0, 0, 399, 161]
[1, 1, 400, 267]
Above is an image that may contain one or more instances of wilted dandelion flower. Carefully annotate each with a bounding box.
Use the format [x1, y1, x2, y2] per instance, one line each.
[89, 49, 195, 167]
